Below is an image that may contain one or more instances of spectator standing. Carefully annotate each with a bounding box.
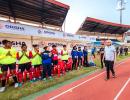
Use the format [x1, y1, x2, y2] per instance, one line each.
[119, 46, 123, 56]
[100, 44, 105, 69]
[124, 46, 128, 56]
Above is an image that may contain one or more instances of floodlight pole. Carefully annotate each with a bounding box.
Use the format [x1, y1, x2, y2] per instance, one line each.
[120, 0, 123, 24]
[117, 0, 127, 41]
[117, 0, 127, 24]
[120, 8, 122, 24]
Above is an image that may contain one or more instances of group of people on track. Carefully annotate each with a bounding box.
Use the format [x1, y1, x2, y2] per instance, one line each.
[0, 39, 89, 92]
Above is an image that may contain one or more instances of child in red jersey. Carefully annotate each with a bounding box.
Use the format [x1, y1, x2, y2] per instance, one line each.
[51, 45, 58, 66]
[51, 45, 58, 75]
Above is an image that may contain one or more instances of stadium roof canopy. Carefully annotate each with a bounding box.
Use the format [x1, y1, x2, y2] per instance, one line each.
[0, 0, 69, 27]
[77, 17, 130, 34]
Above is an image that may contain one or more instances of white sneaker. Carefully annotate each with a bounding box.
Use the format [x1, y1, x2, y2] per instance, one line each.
[14, 83, 19, 88]
[0, 87, 6, 92]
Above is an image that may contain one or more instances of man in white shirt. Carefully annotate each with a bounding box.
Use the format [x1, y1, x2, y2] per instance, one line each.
[104, 40, 116, 80]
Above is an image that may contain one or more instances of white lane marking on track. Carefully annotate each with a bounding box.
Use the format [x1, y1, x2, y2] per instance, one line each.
[49, 60, 128, 100]
[114, 78, 130, 100]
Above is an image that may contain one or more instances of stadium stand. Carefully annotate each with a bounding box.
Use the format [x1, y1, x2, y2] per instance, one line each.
[0, 0, 69, 30]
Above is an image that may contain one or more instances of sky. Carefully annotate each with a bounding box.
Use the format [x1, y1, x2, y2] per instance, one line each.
[57, 0, 130, 34]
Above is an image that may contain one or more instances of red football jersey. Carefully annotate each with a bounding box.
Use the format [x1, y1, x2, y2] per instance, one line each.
[51, 49, 58, 60]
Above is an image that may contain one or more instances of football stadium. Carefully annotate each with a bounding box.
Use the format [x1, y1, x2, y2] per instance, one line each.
[0, 0, 130, 100]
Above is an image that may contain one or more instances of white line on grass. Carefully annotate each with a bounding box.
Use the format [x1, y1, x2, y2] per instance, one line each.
[49, 60, 128, 100]
[114, 78, 130, 100]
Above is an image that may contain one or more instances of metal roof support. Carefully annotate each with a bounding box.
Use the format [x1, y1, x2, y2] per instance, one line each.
[7, 0, 16, 23]
[41, 0, 45, 25]
[8, 16, 11, 22]
[41, 22, 44, 28]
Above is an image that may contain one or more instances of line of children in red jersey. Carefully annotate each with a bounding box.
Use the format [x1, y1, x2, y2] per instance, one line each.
[0, 39, 89, 92]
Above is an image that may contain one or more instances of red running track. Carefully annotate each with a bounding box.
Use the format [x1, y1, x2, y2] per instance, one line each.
[36, 59, 130, 100]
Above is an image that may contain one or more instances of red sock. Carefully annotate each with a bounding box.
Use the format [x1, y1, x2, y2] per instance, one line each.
[58, 65, 60, 77]
[18, 72, 23, 83]
[52, 68, 54, 76]
[23, 71, 27, 81]
[54, 66, 57, 75]
[37, 68, 41, 78]
[29, 71, 33, 80]
[33, 68, 37, 78]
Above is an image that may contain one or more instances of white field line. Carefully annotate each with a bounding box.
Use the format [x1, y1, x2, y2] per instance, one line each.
[49, 60, 128, 100]
[114, 78, 130, 100]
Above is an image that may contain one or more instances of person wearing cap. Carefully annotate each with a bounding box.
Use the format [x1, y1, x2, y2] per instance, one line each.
[17, 44, 33, 86]
[41, 46, 52, 81]
[71, 46, 78, 70]
[100, 43, 105, 69]
[104, 40, 116, 80]
[30, 45, 42, 81]
[0, 40, 18, 92]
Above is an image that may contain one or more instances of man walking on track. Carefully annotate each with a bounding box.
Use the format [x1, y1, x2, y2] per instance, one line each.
[104, 40, 116, 80]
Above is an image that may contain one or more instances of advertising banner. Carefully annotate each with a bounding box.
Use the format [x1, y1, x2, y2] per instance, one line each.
[0, 20, 96, 43]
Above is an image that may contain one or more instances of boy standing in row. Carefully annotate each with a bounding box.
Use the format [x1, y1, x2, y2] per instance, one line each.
[31, 45, 42, 81]
[41, 46, 52, 80]
[17, 44, 33, 86]
[0, 40, 18, 92]
[77, 47, 83, 68]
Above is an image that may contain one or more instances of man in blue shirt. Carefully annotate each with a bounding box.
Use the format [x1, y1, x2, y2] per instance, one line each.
[71, 46, 78, 70]
[91, 46, 96, 58]
[83, 46, 89, 67]
[41, 46, 52, 80]
[77, 47, 83, 68]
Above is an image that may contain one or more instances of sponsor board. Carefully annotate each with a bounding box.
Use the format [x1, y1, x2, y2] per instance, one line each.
[0, 20, 96, 42]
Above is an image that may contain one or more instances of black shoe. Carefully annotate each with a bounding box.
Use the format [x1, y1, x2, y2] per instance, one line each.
[105, 78, 109, 81]
[112, 74, 116, 78]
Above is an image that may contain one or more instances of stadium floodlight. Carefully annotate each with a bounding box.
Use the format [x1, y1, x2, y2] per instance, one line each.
[116, 0, 127, 24]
